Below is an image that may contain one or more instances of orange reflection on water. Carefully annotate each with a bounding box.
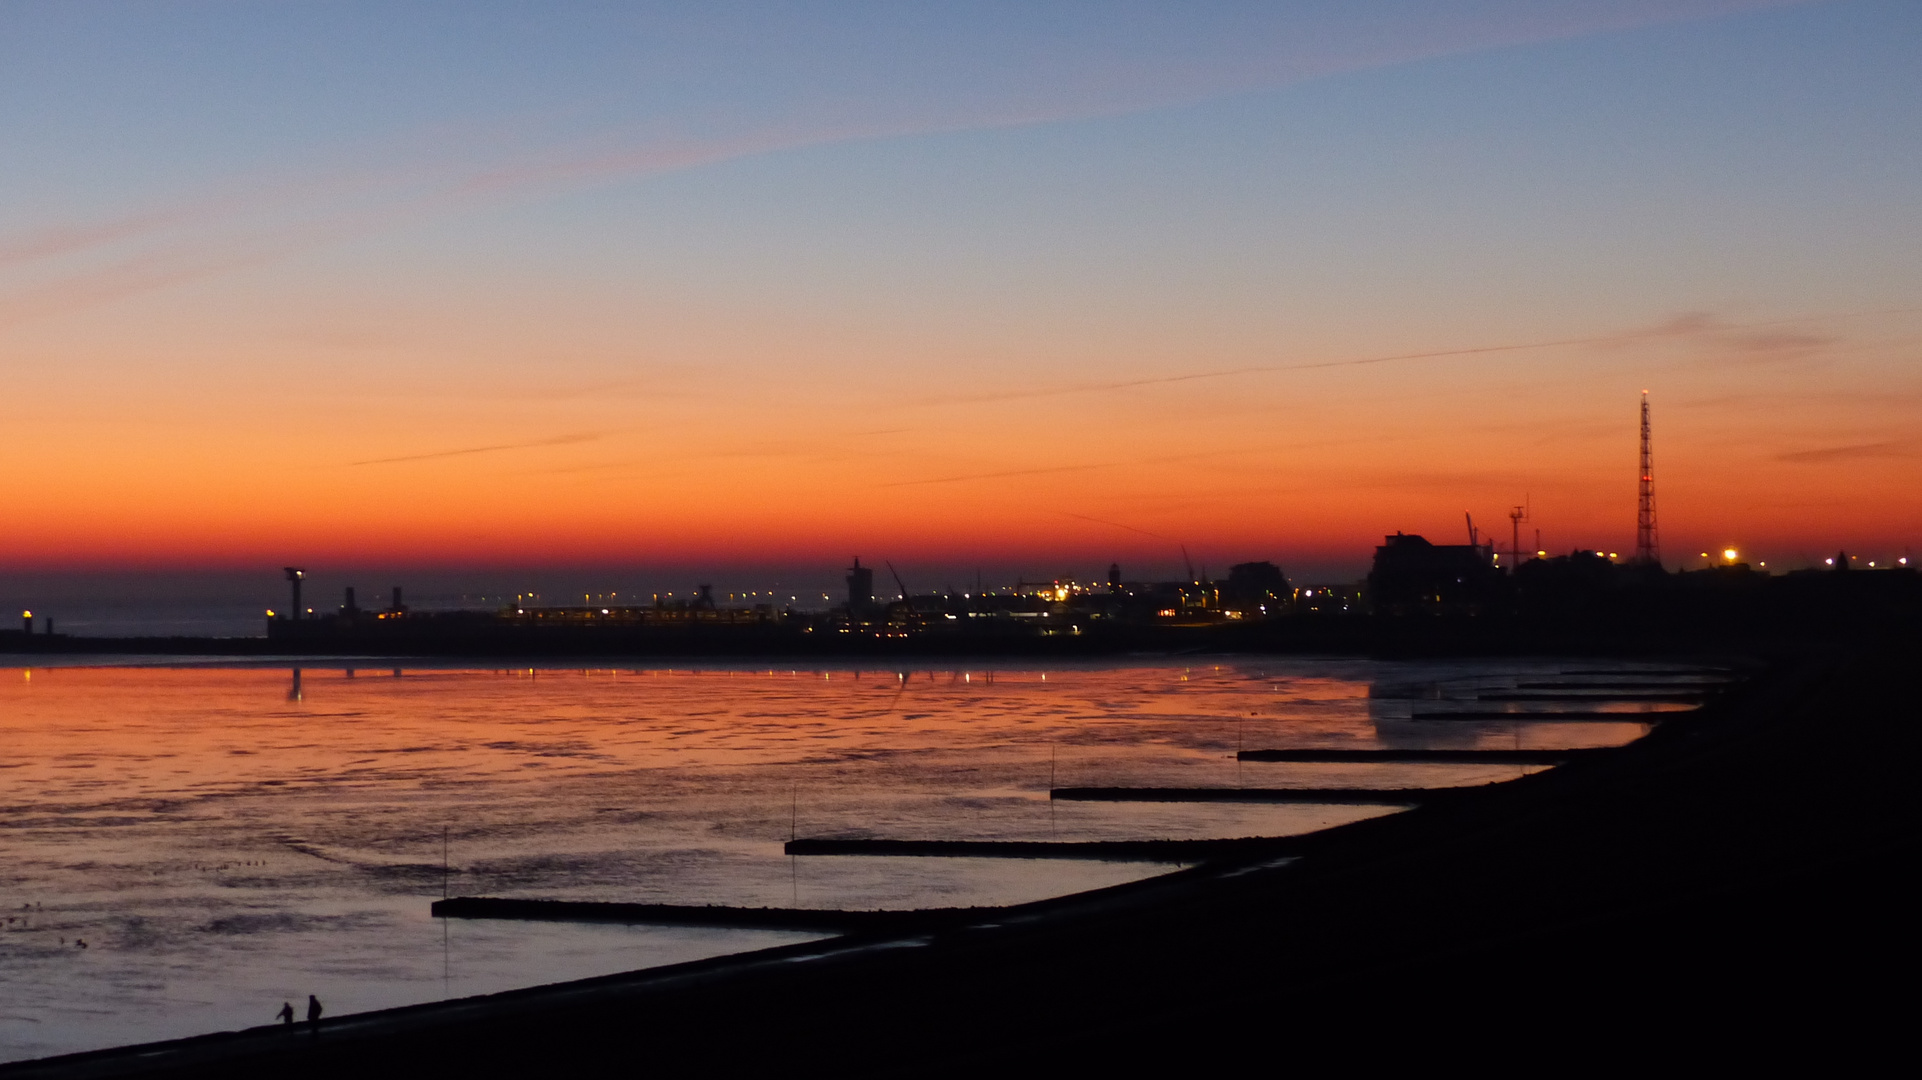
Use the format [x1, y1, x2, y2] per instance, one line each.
[0, 659, 1664, 1062]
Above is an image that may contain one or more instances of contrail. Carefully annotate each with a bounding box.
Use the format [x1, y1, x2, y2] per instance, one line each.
[350, 433, 598, 466]
[909, 333, 1639, 408]
[878, 461, 1116, 488]
[905, 306, 1922, 408]
[880, 447, 1231, 488]
[1057, 512, 1181, 543]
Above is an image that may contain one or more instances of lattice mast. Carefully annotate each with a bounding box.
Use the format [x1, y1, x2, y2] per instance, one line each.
[1635, 391, 1660, 566]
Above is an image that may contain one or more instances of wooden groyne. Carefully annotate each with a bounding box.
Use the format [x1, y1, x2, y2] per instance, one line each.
[1411, 709, 1680, 721]
[1477, 690, 1707, 702]
[1515, 680, 1723, 691]
[1236, 748, 1588, 765]
[782, 837, 1295, 861]
[1049, 786, 1437, 805]
[1555, 668, 1731, 677]
[430, 897, 964, 934]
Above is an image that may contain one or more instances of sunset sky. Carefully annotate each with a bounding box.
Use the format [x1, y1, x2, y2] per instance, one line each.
[3, 0, 1919, 604]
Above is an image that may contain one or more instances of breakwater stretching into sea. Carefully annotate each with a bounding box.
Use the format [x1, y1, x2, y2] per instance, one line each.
[0, 659, 1696, 1063]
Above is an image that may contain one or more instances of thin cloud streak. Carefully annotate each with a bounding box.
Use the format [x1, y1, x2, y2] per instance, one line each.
[1776, 441, 1914, 464]
[0, 210, 188, 269]
[0, 125, 825, 330]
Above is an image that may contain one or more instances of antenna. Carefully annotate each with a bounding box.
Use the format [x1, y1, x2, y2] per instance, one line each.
[1508, 504, 1527, 567]
[1465, 512, 1479, 547]
[1636, 391, 1661, 566]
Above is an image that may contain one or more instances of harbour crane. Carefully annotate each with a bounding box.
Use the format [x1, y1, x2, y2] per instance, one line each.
[885, 561, 916, 615]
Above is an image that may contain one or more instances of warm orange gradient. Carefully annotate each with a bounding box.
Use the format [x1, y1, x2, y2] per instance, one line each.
[4, 303, 1917, 575]
[4, 3, 1918, 579]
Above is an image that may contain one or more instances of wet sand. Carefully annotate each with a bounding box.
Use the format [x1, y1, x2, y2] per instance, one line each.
[9, 647, 1914, 1073]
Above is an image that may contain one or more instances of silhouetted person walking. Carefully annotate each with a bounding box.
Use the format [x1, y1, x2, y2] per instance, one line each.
[276, 1001, 294, 1025]
[307, 994, 324, 1033]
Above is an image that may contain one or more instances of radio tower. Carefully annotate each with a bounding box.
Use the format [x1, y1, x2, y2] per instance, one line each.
[1635, 391, 1660, 566]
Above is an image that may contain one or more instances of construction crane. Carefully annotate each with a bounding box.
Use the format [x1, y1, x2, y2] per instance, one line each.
[885, 561, 916, 615]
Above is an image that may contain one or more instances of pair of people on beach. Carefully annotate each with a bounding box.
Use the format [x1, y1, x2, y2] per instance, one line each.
[275, 995, 323, 1029]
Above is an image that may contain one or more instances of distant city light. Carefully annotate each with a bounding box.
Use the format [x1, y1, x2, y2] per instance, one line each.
[1722, 548, 1738, 562]
[1826, 558, 1835, 565]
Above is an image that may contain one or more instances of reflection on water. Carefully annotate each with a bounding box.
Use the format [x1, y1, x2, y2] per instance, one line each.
[0, 658, 1668, 1061]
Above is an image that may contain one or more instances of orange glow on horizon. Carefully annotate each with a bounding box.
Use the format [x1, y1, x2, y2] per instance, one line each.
[5, 296, 1918, 574]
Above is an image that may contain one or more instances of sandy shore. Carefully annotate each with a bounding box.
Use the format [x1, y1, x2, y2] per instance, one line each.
[9, 645, 1917, 1075]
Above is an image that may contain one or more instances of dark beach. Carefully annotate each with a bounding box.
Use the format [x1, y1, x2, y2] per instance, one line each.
[8, 641, 1915, 1076]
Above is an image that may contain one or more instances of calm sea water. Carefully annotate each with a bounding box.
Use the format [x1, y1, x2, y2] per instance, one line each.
[0, 658, 1680, 1062]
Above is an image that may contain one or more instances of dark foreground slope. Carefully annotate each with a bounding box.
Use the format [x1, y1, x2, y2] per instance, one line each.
[13, 647, 1918, 1076]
